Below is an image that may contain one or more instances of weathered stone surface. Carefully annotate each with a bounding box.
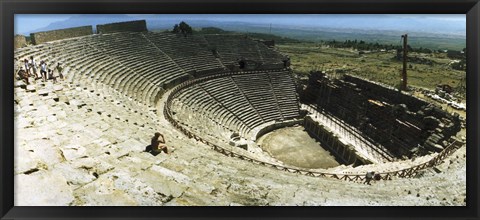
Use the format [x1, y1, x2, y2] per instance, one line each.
[15, 116, 33, 129]
[73, 177, 138, 206]
[53, 85, 64, 91]
[27, 139, 64, 167]
[34, 105, 51, 117]
[26, 85, 36, 92]
[66, 133, 98, 147]
[70, 99, 86, 108]
[73, 157, 115, 177]
[116, 139, 145, 152]
[50, 93, 59, 101]
[15, 170, 74, 206]
[53, 162, 97, 187]
[58, 95, 69, 103]
[47, 115, 57, 122]
[136, 169, 188, 198]
[60, 145, 87, 161]
[56, 110, 67, 119]
[37, 89, 49, 96]
[14, 147, 41, 174]
[151, 165, 192, 184]
[73, 171, 163, 206]
[92, 138, 111, 148]
[15, 80, 26, 88]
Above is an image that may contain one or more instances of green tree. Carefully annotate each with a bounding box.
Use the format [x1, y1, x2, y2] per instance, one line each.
[172, 21, 193, 37]
[172, 24, 179, 33]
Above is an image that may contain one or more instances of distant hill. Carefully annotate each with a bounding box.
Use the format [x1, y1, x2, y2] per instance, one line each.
[29, 14, 137, 33]
[193, 27, 301, 44]
[195, 27, 231, 34]
[24, 14, 466, 51]
[150, 19, 465, 50]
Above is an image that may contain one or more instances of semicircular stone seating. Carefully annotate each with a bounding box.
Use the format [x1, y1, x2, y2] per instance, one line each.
[202, 34, 286, 66]
[14, 31, 295, 143]
[15, 32, 288, 110]
[170, 70, 301, 141]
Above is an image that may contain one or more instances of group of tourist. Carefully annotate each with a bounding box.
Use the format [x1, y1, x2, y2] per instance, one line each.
[17, 56, 63, 84]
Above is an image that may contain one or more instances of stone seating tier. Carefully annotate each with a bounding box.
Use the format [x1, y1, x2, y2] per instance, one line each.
[142, 33, 224, 72]
[15, 32, 291, 111]
[202, 35, 285, 66]
[172, 70, 300, 140]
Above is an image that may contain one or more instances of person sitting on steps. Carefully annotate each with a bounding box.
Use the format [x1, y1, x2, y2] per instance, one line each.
[146, 132, 170, 156]
[17, 66, 29, 85]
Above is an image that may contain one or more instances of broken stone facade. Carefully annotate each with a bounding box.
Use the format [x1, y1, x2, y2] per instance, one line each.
[302, 71, 461, 159]
[30, 26, 93, 45]
[96, 20, 147, 34]
[14, 35, 27, 49]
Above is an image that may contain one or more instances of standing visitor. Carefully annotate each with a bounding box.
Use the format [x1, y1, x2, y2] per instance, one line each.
[40, 61, 48, 82]
[55, 62, 64, 80]
[29, 56, 38, 78]
[24, 59, 31, 77]
[364, 171, 375, 185]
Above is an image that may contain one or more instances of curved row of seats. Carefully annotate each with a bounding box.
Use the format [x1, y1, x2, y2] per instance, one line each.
[15, 32, 287, 109]
[14, 33, 187, 107]
[171, 70, 301, 139]
[142, 33, 225, 74]
[203, 35, 286, 65]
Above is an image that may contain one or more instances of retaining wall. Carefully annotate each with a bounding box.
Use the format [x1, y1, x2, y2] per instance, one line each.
[252, 119, 303, 141]
[304, 116, 370, 166]
[96, 20, 147, 34]
[344, 74, 428, 111]
[14, 35, 27, 49]
[30, 26, 93, 45]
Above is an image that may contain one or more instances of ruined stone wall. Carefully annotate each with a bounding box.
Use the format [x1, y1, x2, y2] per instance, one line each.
[302, 72, 461, 158]
[344, 74, 428, 111]
[304, 116, 369, 166]
[255, 40, 275, 47]
[96, 20, 147, 34]
[30, 26, 93, 45]
[253, 120, 302, 141]
[257, 63, 285, 70]
[14, 35, 27, 49]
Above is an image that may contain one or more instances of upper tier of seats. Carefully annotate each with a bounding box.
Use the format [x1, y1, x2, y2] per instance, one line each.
[142, 32, 225, 74]
[202, 34, 286, 65]
[15, 32, 287, 108]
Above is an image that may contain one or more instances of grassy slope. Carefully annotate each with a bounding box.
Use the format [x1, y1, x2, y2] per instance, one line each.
[163, 26, 466, 91]
[277, 43, 465, 91]
[221, 26, 466, 51]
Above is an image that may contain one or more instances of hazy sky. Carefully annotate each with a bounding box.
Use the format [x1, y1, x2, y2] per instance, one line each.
[15, 14, 466, 35]
[15, 14, 72, 35]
